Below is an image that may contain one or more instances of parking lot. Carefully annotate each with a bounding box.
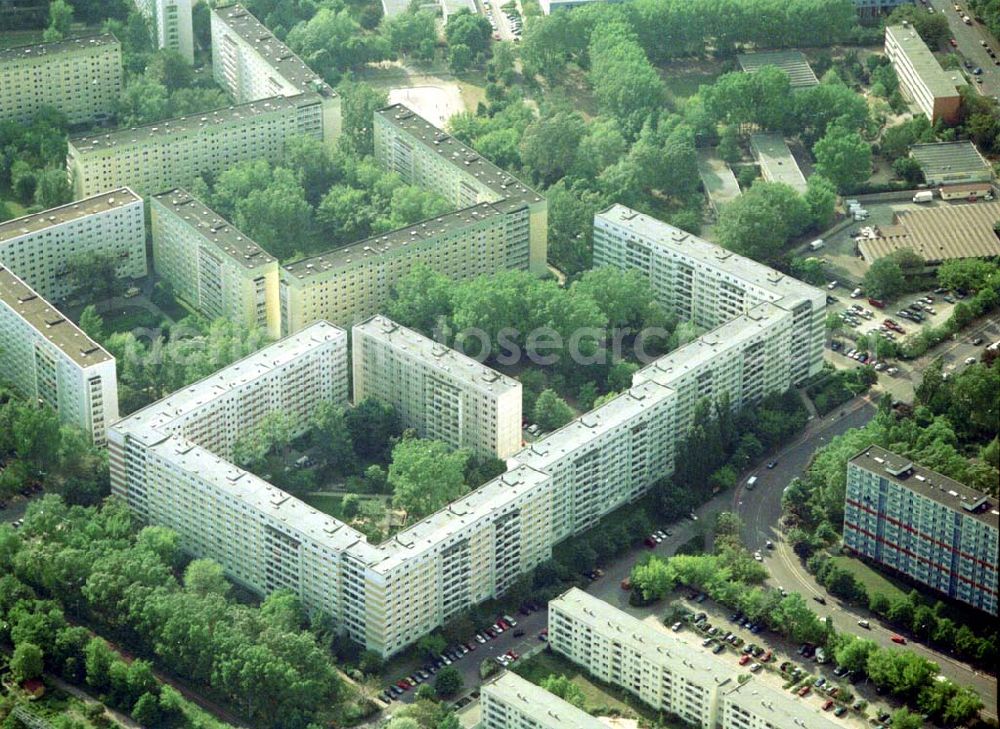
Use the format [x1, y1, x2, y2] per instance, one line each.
[478, 0, 522, 42]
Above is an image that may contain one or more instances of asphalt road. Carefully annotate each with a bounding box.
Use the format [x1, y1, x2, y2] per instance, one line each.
[731, 399, 999, 719]
[927, 0, 1000, 98]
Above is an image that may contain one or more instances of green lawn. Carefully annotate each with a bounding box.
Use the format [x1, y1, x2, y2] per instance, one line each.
[829, 554, 908, 604]
[663, 71, 720, 100]
[2, 196, 30, 219]
[514, 649, 687, 726]
[300, 492, 346, 519]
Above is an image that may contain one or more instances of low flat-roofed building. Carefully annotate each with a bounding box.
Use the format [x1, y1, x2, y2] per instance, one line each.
[749, 134, 808, 195]
[939, 182, 995, 201]
[0, 266, 119, 445]
[911, 142, 993, 186]
[151, 188, 280, 338]
[845, 445, 998, 615]
[352, 315, 522, 459]
[737, 51, 819, 89]
[858, 201, 1000, 265]
[885, 25, 964, 123]
[0, 187, 146, 302]
[480, 672, 607, 729]
[698, 148, 742, 213]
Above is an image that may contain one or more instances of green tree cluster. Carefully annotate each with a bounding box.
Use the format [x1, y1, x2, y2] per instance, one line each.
[716, 182, 810, 262]
[388, 437, 471, 520]
[0, 497, 353, 728]
[0, 107, 70, 211]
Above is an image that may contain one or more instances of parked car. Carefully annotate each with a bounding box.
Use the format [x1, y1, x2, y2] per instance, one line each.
[891, 634, 907, 644]
[797, 686, 811, 697]
[857, 619, 870, 629]
[738, 654, 751, 665]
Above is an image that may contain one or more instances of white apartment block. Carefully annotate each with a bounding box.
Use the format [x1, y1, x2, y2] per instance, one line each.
[67, 93, 325, 199]
[134, 0, 194, 64]
[151, 188, 280, 338]
[594, 204, 825, 385]
[549, 589, 845, 729]
[0, 266, 119, 446]
[480, 671, 607, 729]
[0, 34, 122, 125]
[374, 104, 547, 275]
[0, 188, 146, 302]
[885, 25, 963, 124]
[353, 316, 522, 459]
[549, 588, 736, 728]
[211, 3, 340, 140]
[280, 202, 532, 333]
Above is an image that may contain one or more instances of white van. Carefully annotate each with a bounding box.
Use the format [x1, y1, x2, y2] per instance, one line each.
[746, 476, 758, 490]
[809, 239, 825, 251]
[913, 191, 934, 203]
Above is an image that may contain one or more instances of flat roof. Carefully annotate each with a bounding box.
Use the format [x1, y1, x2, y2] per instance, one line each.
[481, 672, 607, 729]
[551, 588, 738, 686]
[151, 189, 276, 270]
[211, 4, 335, 98]
[596, 204, 824, 309]
[0, 266, 112, 367]
[749, 134, 808, 195]
[0, 188, 140, 244]
[737, 50, 819, 88]
[113, 321, 347, 446]
[886, 25, 965, 98]
[376, 104, 543, 209]
[723, 677, 844, 729]
[850, 446, 999, 528]
[70, 93, 319, 151]
[513, 380, 673, 471]
[858, 201, 1000, 263]
[0, 33, 119, 63]
[911, 142, 991, 178]
[282, 202, 511, 281]
[698, 148, 742, 210]
[355, 315, 520, 395]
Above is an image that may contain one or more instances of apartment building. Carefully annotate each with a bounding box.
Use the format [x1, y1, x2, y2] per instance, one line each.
[480, 672, 607, 729]
[0, 188, 146, 302]
[885, 25, 964, 123]
[151, 188, 280, 337]
[280, 201, 531, 332]
[374, 104, 547, 275]
[352, 316, 522, 459]
[0, 34, 122, 125]
[549, 588, 737, 728]
[0, 266, 119, 445]
[549, 589, 845, 729]
[844, 446, 999, 615]
[134, 0, 194, 63]
[593, 204, 825, 385]
[67, 93, 325, 198]
[211, 3, 341, 140]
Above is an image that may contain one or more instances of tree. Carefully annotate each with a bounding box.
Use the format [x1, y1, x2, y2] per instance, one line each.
[417, 633, 447, 659]
[519, 110, 586, 187]
[183, 559, 230, 598]
[389, 439, 470, 519]
[863, 256, 907, 301]
[10, 642, 44, 682]
[718, 126, 741, 164]
[386, 264, 453, 335]
[630, 555, 677, 602]
[447, 43, 473, 73]
[716, 182, 810, 262]
[382, 10, 438, 60]
[68, 253, 120, 302]
[234, 168, 313, 260]
[445, 10, 492, 64]
[813, 124, 872, 192]
[78, 305, 104, 342]
[35, 168, 72, 209]
[345, 398, 402, 461]
[338, 81, 389, 156]
[132, 692, 162, 725]
[588, 22, 665, 137]
[45, 0, 73, 41]
[434, 666, 463, 698]
[533, 389, 574, 432]
[890, 708, 925, 729]
[311, 403, 356, 475]
[892, 157, 924, 186]
[540, 674, 585, 708]
[833, 634, 877, 673]
[936, 258, 997, 292]
[804, 175, 837, 229]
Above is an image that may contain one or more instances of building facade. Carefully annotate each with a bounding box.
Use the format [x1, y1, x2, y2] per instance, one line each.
[593, 204, 826, 386]
[480, 672, 607, 729]
[0, 188, 146, 302]
[550, 589, 845, 729]
[374, 104, 547, 275]
[885, 25, 963, 123]
[151, 188, 280, 338]
[0, 34, 122, 125]
[844, 446, 999, 615]
[134, 0, 193, 63]
[67, 93, 324, 199]
[352, 316, 522, 459]
[0, 266, 119, 446]
[210, 3, 340, 140]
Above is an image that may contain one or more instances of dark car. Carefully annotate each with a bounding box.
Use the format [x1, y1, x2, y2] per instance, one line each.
[813, 595, 827, 605]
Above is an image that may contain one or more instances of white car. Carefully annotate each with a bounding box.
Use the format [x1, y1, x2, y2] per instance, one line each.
[671, 622, 682, 632]
[753, 551, 763, 562]
[749, 662, 762, 672]
[965, 356, 977, 365]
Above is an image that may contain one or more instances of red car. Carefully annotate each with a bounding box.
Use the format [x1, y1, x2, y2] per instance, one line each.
[891, 634, 907, 644]
[761, 650, 772, 662]
[868, 298, 885, 309]
[798, 686, 811, 697]
[950, 37, 958, 46]
[396, 680, 411, 691]
[739, 654, 751, 665]
[823, 700, 834, 711]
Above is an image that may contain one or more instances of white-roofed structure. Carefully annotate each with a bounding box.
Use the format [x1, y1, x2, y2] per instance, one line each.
[480, 671, 608, 729]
